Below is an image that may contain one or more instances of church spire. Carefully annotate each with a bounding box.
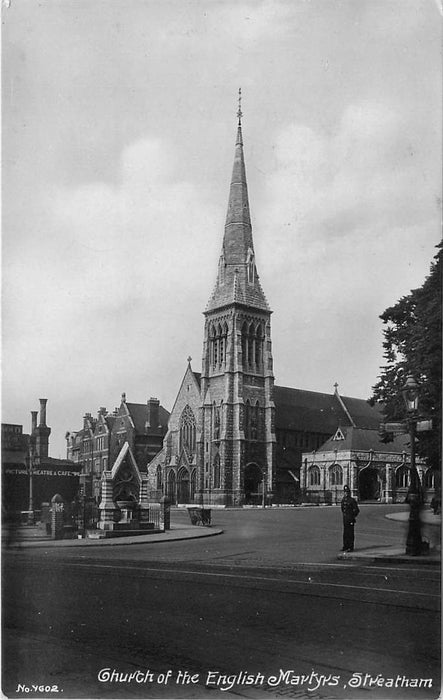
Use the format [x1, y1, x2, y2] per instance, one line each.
[224, 88, 252, 256]
[206, 92, 270, 313]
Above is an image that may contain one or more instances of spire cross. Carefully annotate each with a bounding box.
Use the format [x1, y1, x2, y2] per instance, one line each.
[237, 87, 243, 125]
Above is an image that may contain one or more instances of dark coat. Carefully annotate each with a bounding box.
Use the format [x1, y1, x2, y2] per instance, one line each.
[341, 495, 360, 525]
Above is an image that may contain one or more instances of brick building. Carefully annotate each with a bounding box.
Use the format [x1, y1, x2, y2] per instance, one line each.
[147, 109, 387, 506]
[2, 400, 81, 516]
[66, 394, 169, 500]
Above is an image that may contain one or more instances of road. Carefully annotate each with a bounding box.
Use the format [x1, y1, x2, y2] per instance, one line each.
[2, 506, 441, 700]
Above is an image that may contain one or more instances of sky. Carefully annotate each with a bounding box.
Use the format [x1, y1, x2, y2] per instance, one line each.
[2, 0, 441, 458]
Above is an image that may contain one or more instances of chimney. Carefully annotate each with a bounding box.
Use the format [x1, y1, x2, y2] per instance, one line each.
[35, 399, 51, 458]
[98, 407, 107, 416]
[39, 398, 48, 426]
[146, 397, 160, 429]
[31, 411, 38, 434]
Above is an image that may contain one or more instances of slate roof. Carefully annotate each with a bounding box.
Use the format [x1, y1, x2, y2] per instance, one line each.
[125, 403, 170, 434]
[104, 416, 116, 431]
[317, 427, 410, 454]
[274, 386, 383, 434]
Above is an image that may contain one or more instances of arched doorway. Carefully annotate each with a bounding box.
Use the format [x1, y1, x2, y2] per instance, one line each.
[177, 467, 190, 504]
[244, 463, 263, 505]
[359, 467, 380, 501]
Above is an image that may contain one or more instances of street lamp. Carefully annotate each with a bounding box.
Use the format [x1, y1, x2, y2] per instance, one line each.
[401, 373, 423, 556]
[27, 436, 36, 525]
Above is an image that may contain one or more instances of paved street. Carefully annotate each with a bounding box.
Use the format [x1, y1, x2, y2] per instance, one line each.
[2, 506, 441, 700]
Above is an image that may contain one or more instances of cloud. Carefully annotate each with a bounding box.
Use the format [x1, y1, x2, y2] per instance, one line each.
[257, 99, 440, 251]
[2, 135, 221, 427]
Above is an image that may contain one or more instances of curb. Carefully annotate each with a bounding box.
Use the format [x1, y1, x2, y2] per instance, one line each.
[5, 527, 224, 549]
[337, 549, 441, 565]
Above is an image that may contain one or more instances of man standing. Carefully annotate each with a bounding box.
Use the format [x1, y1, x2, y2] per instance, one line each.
[341, 485, 360, 552]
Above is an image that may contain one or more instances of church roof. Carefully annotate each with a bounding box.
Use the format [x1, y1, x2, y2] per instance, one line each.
[315, 426, 411, 454]
[206, 115, 270, 313]
[274, 385, 383, 434]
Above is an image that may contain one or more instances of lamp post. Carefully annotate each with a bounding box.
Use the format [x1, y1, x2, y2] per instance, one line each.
[401, 374, 423, 556]
[27, 436, 36, 525]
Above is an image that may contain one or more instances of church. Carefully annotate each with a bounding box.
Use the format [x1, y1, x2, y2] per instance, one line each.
[146, 102, 393, 507]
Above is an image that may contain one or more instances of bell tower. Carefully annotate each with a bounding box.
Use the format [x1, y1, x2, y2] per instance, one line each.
[198, 91, 276, 506]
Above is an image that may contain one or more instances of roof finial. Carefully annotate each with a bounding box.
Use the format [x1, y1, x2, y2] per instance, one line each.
[237, 87, 243, 125]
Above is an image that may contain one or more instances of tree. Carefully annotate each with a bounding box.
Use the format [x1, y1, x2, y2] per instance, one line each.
[371, 242, 442, 470]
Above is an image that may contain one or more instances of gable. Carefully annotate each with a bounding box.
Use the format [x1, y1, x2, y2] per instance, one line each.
[168, 365, 201, 434]
[110, 442, 142, 486]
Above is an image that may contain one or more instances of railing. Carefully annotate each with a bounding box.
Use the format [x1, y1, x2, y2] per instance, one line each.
[148, 504, 161, 530]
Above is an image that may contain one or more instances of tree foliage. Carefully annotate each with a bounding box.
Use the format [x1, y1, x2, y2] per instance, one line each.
[371, 242, 442, 469]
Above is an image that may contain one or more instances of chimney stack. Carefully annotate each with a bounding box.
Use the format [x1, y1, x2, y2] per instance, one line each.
[146, 397, 160, 430]
[39, 398, 48, 426]
[34, 399, 51, 458]
[31, 411, 38, 434]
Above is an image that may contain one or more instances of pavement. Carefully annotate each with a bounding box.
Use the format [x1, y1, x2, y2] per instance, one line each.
[3, 509, 441, 564]
[337, 508, 441, 564]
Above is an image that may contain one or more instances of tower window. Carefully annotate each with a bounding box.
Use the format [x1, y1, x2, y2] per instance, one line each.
[210, 321, 228, 370]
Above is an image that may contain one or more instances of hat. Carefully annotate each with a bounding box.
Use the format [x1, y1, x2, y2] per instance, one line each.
[343, 485, 350, 492]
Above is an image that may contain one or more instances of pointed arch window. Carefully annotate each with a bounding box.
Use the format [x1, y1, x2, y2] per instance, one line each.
[210, 321, 228, 370]
[241, 321, 264, 371]
[255, 324, 264, 368]
[395, 466, 409, 489]
[309, 465, 321, 486]
[179, 405, 196, 457]
[329, 464, 343, 486]
[248, 322, 255, 367]
[241, 322, 248, 366]
[156, 465, 162, 490]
